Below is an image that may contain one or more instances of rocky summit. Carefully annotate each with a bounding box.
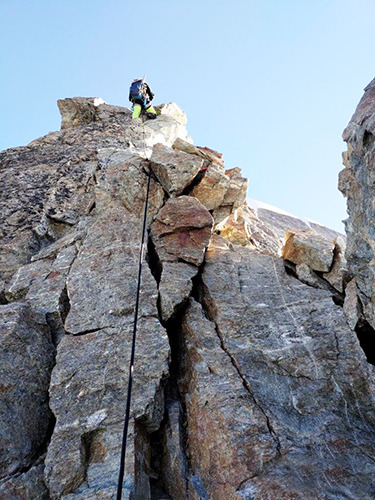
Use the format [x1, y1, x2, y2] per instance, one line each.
[0, 93, 374, 500]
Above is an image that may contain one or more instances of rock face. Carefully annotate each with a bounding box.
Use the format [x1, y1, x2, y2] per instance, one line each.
[340, 77, 375, 330]
[1, 96, 375, 499]
[0, 304, 55, 478]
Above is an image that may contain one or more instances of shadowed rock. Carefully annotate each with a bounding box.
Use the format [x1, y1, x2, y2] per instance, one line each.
[0, 304, 55, 479]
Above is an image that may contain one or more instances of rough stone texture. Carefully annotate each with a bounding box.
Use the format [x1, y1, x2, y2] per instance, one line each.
[253, 205, 342, 243]
[244, 202, 344, 259]
[158, 261, 198, 323]
[172, 137, 211, 170]
[216, 207, 256, 248]
[190, 164, 230, 211]
[0, 460, 49, 499]
[0, 147, 96, 282]
[5, 244, 77, 344]
[340, 77, 375, 329]
[197, 146, 224, 168]
[282, 229, 335, 272]
[58, 97, 108, 129]
[159, 400, 188, 499]
[150, 143, 204, 196]
[295, 263, 322, 288]
[95, 149, 165, 219]
[155, 102, 188, 126]
[1, 95, 375, 500]
[236, 205, 284, 256]
[343, 278, 362, 330]
[179, 298, 277, 500]
[64, 208, 157, 335]
[0, 100, 189, 498]
[190, 164, 248, 225]
[45, 319, 169, 499]
[322, 235, 347, 293]
[191, 236, 375, 499]
[150, 195, 213, 266]
[0, 304, 55, 479]
[223, 167, 248, 208]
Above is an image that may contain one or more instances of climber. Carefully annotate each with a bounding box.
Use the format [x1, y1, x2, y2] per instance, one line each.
[129, 77, 157, 120]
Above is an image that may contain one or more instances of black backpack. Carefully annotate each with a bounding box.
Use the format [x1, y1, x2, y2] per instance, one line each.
[129, 80, 145, 102]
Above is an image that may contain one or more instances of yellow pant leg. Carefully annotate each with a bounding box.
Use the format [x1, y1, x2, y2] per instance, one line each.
[145, 106, 157, 118]
[132, 104, 142, 119]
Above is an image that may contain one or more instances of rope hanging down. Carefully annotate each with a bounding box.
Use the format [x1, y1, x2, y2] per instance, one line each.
[116, 165, 152, 500]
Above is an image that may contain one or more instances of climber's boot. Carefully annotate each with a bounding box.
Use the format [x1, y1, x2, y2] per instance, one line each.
[132, 104, 142, 119]
[145, 106, 157, 119]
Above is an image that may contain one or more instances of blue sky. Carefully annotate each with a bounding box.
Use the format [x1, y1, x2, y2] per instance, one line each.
[1, 0, 375, 232]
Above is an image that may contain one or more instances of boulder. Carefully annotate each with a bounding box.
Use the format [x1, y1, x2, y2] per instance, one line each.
[223, 167, 248, 208]
[150, 196, 213, 266]
[150, 143, 204, 196]
[155, 102, 188, 125]
[57, 97, 106, 129]
[190, 164, 230, 211]
[282, 229, 335, 272]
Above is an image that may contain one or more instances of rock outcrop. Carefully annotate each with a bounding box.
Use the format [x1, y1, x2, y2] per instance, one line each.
[1, 95, 375, 499]
[340, 78, 375, 334]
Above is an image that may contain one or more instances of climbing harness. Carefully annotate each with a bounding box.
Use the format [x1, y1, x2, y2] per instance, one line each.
[116, 122, 152, 500]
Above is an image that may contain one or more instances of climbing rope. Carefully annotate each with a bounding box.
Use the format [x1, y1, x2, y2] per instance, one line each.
[116, 115, 154, 499]
[116, 165, 151, 499]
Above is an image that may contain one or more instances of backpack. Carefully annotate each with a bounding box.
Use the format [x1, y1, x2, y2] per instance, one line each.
[129, 80, 146, 102]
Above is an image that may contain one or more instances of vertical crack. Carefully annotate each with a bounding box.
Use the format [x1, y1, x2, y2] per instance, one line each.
[147, 299, 191, 499]
[355, 318, 375, 365]
[192, 270, 282, 455]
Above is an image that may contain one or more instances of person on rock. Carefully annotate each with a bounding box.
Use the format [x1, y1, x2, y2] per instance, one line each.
[129, 77, 157, 120]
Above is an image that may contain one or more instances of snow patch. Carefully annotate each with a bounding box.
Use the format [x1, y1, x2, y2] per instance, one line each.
[247, 198, 322, 228]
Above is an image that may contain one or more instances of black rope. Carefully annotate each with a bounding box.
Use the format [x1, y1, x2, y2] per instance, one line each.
[116, 165, 152, 500]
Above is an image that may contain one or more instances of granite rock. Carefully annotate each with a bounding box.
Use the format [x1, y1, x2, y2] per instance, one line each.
[0, 304, 55, 479]
[150, 143, 204, 196]
[322, 236, 347, 293]
[340, 77, 375, 329]
[282, 229, 335, 272]
[191, 237, 375, 499]
[190, 164, 230, 211]
[1, 95, 374, 500]
[0, 460, 49, 500]
[150, 196, 213, 266]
